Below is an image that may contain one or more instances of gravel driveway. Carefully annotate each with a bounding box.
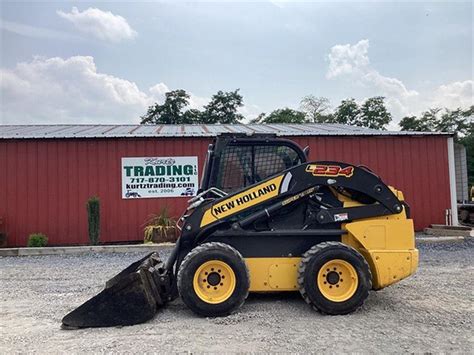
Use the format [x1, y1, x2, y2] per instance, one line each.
[1, 239, 472, 353]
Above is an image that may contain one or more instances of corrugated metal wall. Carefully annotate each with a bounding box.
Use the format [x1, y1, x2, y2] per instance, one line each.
[0, 135, 450, 246]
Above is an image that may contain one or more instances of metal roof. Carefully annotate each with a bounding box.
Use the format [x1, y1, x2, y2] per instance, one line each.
[0, 124, 450, 139]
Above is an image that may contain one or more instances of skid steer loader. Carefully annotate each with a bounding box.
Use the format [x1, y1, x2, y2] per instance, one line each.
[62, 134, 418, 328]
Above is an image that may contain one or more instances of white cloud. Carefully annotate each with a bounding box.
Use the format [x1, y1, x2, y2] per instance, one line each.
[326, 39, 472, 122]
[149, 83, 171, 100]
[432, 80, 473, 109]
[0, 56, 150, 124]
[326, 39, 370, 79]
[0, 56, 222, 125]
[239, 103, 262, 123]
[57, 7, 137, 42]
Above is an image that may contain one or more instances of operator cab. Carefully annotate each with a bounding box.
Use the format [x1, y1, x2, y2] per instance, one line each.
[199, 134, 308, 194]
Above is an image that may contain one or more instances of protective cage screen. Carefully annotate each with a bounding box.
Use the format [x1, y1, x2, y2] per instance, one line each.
[216, 145, 302, 192]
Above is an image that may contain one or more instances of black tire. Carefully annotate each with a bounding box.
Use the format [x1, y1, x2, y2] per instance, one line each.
[177, 242, 250, 317]
[298, 241, 372, 315]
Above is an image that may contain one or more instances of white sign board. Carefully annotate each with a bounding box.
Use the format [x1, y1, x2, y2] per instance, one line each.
[122, 156, 199, 199]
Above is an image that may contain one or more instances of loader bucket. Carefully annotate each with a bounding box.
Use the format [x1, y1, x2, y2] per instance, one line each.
[62, 252, 172, 329]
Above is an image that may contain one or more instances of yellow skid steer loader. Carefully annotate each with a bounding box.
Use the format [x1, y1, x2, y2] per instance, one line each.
[62, 134, 418, 328]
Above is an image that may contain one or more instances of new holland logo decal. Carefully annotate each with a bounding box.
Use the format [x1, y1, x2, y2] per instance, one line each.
[212, 184, 277, 217]
[200, 175, 284, 227]
[305, 164, 354, 178]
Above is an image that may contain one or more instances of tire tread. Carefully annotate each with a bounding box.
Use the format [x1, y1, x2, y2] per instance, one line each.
[297, 241, 372, 314]
[177, 242, 250, 316]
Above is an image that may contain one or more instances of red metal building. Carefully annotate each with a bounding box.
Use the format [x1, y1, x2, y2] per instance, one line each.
[0, 124, 456, 247]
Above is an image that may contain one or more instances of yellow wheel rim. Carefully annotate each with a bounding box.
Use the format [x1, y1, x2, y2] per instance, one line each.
[193, 260, 236, 304]
[317, 259, 358, 302]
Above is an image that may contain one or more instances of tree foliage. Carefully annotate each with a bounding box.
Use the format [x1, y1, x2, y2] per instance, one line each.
[438, 107, 473, 138]
[331, 96, 391, 129]
[300, 95, 334, 123]
[141, 89, 244, 124]
[141, 90, 194, 124]
[359, 97, 392, 129]
[141, 90, 393, 130]
[251, 108, 306, 124]
[399, 106, 473, 139]
[200, 90, 244, 124]
[334, 98, 361, 125]
[252, 96, 391, 129]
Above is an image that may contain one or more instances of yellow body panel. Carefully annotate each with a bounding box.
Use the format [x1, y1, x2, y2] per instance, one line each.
[341, 190, 418, 289]
[245, 257, 300, 291]
[243, 187, 418, 292]
[364, 249, 418, 289]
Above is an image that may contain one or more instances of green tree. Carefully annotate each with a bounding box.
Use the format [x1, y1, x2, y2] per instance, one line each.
[333, 97, 391, 129]
[250, 112, 266, 124]
[200, 89, 244, 124]
[140, 89, 245, 124]
[182, 109, 202, 123]
[141, 89, 194, 124]
[400, 106, 473, 139]
[399, 115, 428, 131]
[252, 108, 306, 124]
[334, 98, 360, 125]
[300, 95, 334, 123]
[400, 108, 441, 132]
[359, 96, 392, 129]
[438, 107, 472, 138]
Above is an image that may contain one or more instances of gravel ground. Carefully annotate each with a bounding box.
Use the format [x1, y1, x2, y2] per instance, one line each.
[1, 239, 473, 353]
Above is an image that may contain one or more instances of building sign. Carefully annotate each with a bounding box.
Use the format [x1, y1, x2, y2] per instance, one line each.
[122, 156, 199, 199]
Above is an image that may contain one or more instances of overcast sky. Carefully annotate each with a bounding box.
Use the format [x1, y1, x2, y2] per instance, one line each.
[0, 1, 472, 127]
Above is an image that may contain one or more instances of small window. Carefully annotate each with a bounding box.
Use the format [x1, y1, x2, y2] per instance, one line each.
[216, 144, 302, 192]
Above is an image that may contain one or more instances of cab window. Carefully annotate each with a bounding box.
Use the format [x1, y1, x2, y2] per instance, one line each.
[216, 144, 302, 192]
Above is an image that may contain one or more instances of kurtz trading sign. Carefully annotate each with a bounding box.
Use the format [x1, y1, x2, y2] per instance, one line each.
[121, 157, 199, 199]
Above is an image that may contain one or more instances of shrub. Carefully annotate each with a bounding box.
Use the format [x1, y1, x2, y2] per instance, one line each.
[143, 207, 177, 244]
[27, 233, 48, 247]
[87, 196, 100, 245]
